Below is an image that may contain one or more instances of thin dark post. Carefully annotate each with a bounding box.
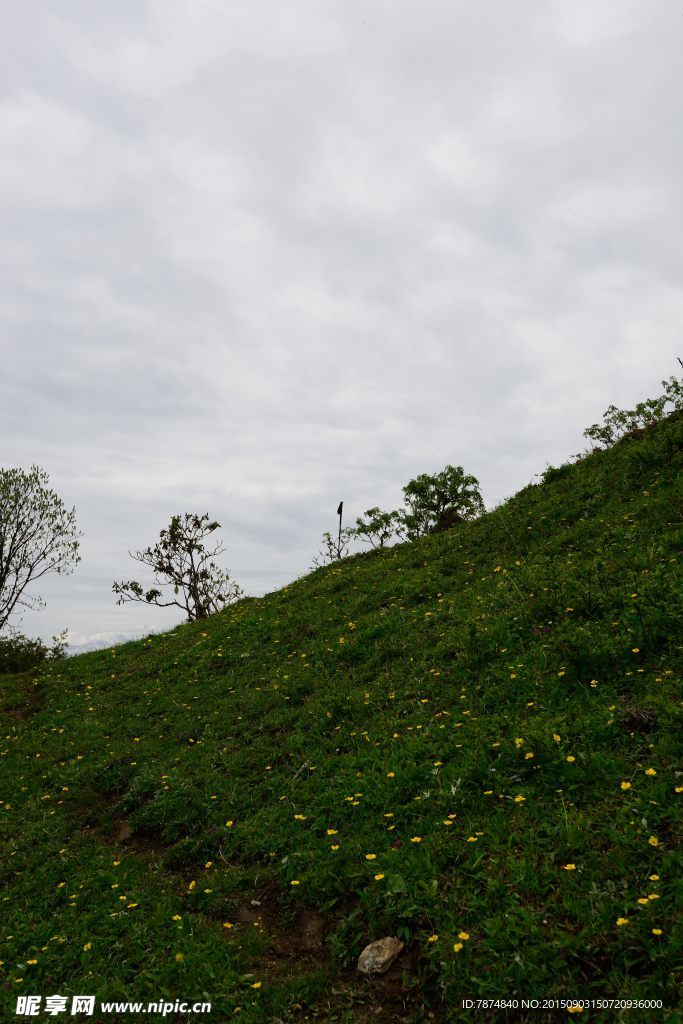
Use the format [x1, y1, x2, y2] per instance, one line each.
[337, 501, 343, 557]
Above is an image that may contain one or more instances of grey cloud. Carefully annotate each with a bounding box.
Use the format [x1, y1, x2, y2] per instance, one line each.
[2, 0, 681, 645]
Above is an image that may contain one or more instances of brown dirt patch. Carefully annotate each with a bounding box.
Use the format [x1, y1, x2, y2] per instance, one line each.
[1, 703, 36, 720]
[111, 818, 168, 855]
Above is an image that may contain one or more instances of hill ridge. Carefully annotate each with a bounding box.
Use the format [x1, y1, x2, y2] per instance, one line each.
[1, 409, 681, 1022]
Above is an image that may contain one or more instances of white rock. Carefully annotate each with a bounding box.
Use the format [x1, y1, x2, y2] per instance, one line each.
[357, 936, 405, 975]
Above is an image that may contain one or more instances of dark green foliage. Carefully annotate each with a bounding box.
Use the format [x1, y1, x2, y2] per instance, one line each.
[0, 629, 67, 674]
[91, 757, 139, 797]
[351, 466, 485, 554]
[541, 461, 573, 484]
[351, 507, 402, 548]
[399, 464, 485, 539]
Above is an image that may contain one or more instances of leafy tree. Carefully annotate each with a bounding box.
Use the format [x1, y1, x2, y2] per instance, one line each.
[0, 465, 81, 633]
[583, 374, 683, 449]
[399, 464, 484, 540]
[113, 513, 243, 621]
[352, 507, 402, 548]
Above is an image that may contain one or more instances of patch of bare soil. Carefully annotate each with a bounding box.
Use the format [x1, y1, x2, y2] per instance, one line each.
[0, 701, 39, 720]
[230, 880, 325, 957]
[1, 707, 27, 719]
[234, 886, 429, 1023]
[111, 817, 168, 855]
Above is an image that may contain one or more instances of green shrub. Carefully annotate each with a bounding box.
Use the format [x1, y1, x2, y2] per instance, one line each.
[0, 629, 67, 674]
[352, 507, 403, 548]
[541, 462, 573, 484]
[584, 374, 683, 448]
[399, 464, 485, 539]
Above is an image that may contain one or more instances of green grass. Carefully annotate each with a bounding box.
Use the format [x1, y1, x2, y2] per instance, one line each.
[1, 412, 682, 1023]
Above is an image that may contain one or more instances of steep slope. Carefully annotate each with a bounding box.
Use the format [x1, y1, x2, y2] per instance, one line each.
[1, 412, 681, 1023]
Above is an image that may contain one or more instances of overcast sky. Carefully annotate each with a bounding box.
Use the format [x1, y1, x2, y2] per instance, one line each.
[2, 0, 681, 649]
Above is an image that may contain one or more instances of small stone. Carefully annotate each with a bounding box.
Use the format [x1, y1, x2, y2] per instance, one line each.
[357, 937, 404, 975]
[114, 820, 132, 843]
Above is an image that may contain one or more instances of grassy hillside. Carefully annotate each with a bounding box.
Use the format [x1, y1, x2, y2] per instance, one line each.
[1, 412, 681, 1023]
